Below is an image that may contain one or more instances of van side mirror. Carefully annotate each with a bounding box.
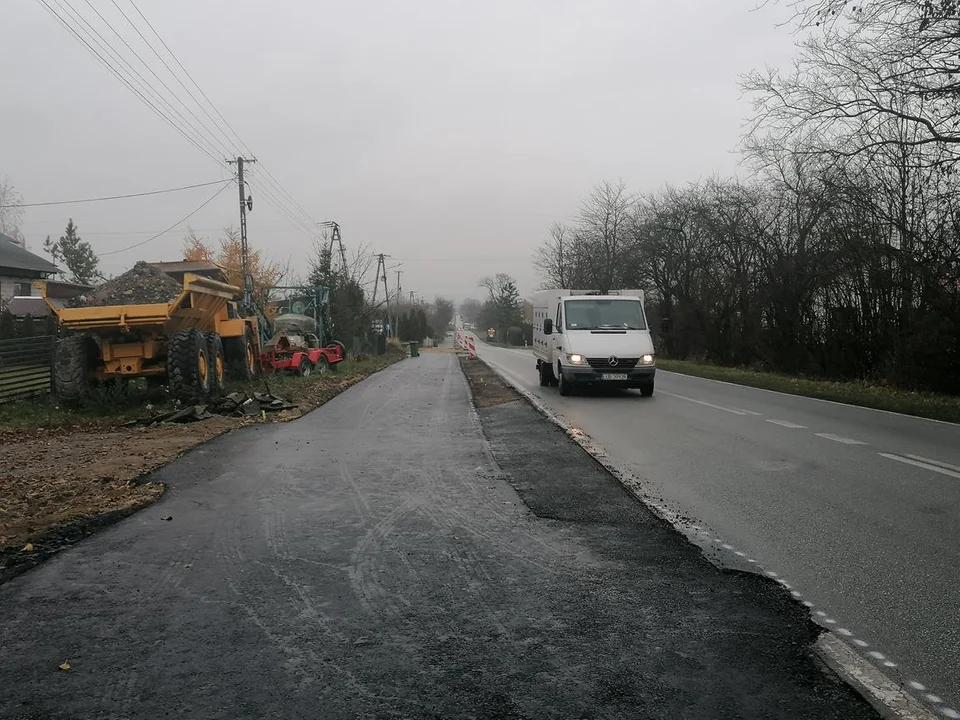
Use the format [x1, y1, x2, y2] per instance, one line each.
[543, 318, 553, 335]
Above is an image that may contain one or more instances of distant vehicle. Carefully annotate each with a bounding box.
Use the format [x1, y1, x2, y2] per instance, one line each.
[259, 313, 344, 377]
[532, 289, 655, 397]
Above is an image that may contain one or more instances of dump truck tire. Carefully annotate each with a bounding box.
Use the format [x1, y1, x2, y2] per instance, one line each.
[168, 328, 212, 401]
[225, 326, 257, 381]
[298, 357, 313, 377]
[54, 335, 97, 403]
[206, 332, 226, 400]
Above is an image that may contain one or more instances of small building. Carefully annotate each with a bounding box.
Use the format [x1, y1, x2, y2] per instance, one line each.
[0, 232, 59, 304]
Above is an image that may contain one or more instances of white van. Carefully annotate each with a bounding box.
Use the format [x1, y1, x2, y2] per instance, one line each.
[532, 289, 656, 396]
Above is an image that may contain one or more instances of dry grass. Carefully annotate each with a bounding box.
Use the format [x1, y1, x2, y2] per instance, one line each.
[658, 359, 960, 424]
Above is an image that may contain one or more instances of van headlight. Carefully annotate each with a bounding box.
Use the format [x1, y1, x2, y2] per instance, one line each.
[640, 354, 655, 365]
[566, 353, 586, 365]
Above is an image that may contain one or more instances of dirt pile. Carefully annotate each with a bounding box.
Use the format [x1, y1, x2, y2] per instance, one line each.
[70, 262, 182, 307]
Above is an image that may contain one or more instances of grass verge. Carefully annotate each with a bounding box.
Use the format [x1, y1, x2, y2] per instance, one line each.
[657, 359, 960, 424]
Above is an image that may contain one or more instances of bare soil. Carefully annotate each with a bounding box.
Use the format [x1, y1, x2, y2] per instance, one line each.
[0, 349, 406, 581]
[458, 355, 521, 407]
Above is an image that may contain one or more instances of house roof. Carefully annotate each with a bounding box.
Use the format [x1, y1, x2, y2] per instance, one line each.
[0, 233, 59, 274]
[6, 296, 51, 317]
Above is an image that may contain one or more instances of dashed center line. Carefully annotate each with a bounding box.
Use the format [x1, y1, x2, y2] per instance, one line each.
[879, 453, 960, 480]
[767, 419, 808, 429]
[815, 433, 868, 446]
[658, 391, 751, 415]
[903, 454, 960, 474]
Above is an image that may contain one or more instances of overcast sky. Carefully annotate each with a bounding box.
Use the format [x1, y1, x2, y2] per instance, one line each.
[3, 0, 797, 301]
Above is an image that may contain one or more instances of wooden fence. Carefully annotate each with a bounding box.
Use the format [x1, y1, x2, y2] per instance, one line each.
[0, 335, 54, 404]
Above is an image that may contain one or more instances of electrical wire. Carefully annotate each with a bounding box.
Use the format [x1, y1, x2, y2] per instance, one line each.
[125, 0, 320, 230]
[99, 181, 231, 256]
[37, 0, 322, 241]
[4, 179, 228, 208]
[37, 0, 224, 166]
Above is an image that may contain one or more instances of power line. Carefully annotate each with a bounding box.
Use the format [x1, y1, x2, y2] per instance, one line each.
[39, 0, 223, 167]
[100, 181, 231, 256]
[122, 0, 319, 233]
[37, 0, 321, 240]
[3, 179, 227, 208]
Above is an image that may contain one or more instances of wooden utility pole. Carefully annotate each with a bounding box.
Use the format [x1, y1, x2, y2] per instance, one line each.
[227, 156, 256, 314]
[371, 253, 391, 336]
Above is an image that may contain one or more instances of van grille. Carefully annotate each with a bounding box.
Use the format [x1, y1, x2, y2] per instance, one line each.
[585, 357, 639, 371]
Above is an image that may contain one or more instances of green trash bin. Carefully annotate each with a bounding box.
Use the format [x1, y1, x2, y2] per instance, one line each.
[409, 341, 420, 357]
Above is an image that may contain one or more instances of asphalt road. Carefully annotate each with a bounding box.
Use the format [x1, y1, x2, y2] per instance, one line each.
[475, 341, 960, 715]
[0, 353, 877, 719]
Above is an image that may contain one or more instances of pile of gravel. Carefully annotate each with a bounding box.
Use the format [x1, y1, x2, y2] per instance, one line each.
[69, 262, 183, 308]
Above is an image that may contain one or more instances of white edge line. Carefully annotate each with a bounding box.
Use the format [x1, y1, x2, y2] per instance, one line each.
[879, 453, 960, 480]
[902, 454, 960, 474]
[471, 354, 936, 720]
[657, 369, 960, 428]
[816, 634, 941, 720]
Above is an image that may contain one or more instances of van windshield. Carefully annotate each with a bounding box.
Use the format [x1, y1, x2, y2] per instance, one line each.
[564, 299, 646, 330]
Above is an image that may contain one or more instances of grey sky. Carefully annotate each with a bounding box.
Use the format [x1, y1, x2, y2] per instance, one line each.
[3, 0, 796, 300]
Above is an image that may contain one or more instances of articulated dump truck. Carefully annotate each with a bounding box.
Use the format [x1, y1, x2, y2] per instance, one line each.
[38, 269, 260, 403]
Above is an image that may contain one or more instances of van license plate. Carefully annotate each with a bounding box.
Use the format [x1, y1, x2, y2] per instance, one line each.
[602, 373, 628, 381]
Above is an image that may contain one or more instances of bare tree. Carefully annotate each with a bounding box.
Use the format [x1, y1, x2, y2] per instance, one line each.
[533, 222, 573, 288]
[750, 0, 960, 159]
[0, 177, 26, 248]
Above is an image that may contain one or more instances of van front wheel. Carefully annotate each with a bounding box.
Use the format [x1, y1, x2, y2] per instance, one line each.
[557, 365, 572, 396]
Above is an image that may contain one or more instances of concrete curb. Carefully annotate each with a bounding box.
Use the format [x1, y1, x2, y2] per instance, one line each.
[468, 353, 939, 720]
[817, 635, 940, 720]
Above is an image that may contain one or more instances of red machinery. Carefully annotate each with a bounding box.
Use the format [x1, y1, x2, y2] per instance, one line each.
[259, 313, 345, 376]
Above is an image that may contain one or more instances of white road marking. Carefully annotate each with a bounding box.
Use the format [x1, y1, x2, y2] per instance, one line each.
[926, 694, 944, 704]
[868, 651, 886, 660]
[853, 639, 869, 647]
[657, 369, 959, 426]
[879, 453, 960, 480]
[903, 454, 960, 474]
[837, 628, 853, 636]
[657, 391, 751, 415]
[767, 419, 808, 429]
[940, 708, 960, 718]
[731, 407, 764, 416]
[909, 682, 927, 691]
[734, 551, 746, 557]
[816, 433, 868, 445]
[883, 661, 897, 668]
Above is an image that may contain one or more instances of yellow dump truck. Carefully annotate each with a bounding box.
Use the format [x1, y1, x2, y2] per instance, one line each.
[38, 267, 260, 403]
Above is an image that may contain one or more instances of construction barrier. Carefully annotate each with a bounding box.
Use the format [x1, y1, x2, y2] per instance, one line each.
[467, 335, 476, 357]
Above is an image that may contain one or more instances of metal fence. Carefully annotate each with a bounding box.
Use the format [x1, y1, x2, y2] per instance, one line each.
[0, 335, 54, 404]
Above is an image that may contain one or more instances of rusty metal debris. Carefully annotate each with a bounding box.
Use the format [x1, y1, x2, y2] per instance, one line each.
[125, 391, 295, 426]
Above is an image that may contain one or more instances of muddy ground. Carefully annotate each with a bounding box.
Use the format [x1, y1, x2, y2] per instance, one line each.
[459, 355, 521, 407]
[0, 349, 405, 582]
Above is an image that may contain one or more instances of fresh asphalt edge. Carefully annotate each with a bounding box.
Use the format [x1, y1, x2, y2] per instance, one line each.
[469, 353, 934, 720]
